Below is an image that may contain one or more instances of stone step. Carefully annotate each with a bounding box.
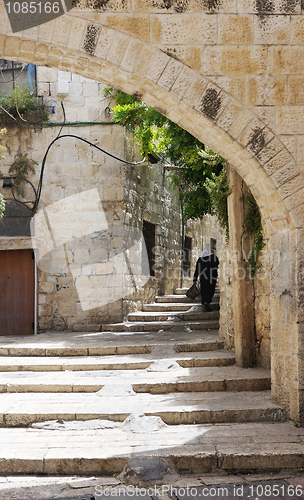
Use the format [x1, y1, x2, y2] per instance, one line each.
[0, 391, 284, 427]
[0, 365, 270, 395]
[142, 303, 194, 312]
[0, 350, 236, 372]
[102, 320, 220, 332]
[143, 302, 219, 312]
[174, 288, 219, 296]
[0, 331, 223, 356]
[155, 294, 219, 304]
[127, 310, 220, 322]
[0, 421, 302, 475]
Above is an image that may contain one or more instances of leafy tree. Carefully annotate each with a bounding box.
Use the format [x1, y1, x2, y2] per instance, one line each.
[105, 88, 225, 220]
[105, 88, 265, 274]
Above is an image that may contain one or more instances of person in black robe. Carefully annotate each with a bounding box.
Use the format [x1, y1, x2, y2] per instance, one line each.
[193, 244, 219, 312]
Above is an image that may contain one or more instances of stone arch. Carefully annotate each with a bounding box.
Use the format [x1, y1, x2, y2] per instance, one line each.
[0, 8, 304, 422]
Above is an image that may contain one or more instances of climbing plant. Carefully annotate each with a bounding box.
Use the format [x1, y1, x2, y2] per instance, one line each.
[0, 85, 48, 127]
[9, 153, 37, 197]
[104, 87, 226, 220]
[241, 192, 265, 276]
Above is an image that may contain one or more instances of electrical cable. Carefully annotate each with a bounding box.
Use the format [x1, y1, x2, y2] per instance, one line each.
[33, 102, 146, 212]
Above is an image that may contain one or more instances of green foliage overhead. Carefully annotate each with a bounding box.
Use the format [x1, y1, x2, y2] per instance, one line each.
[205, 169, 232, 240]
[105, 88, 226, 220]
[0, 85, 48, 127]
[242, 192, 265, 276]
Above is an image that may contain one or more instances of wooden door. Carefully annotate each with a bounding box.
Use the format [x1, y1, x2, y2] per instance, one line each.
[0, 250, 35, 335]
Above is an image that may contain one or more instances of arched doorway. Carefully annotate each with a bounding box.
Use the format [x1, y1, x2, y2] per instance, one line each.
[0, 4, 303, 423]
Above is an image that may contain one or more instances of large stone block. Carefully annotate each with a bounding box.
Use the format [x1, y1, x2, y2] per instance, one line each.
[246, 76, 286, 106]
[219, 15, 253, 44]
[204, 46, 267, 76]
[277, 107, 304, 135]
[269, 47, 304, 75]
[254, 15, 290, 45]
[151, 14, 217, 45]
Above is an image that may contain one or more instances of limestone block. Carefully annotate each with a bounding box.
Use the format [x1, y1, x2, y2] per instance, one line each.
[103, 14, 150, 42]
[288, 77, 304, 105]
[269, 47, 304, 75]
[204, 46, 267, 76]
[67, 17, 88, 50]
[274, 165, 302, 192]
[212, 76, 245, 103]
[106, 32, 130, 66]
[121, 39, 144, 73]
[284, 189, 304, 211]
[46, 47, 66, 70]
[101, 135, 116, 150]
[256, 137, 285, 165]
[277, 107, 304, 135]
[246, 76, 287, 106]
[52, 16, 71, 46]
[83, 83, 99, 98]
[134, 45, 157, 77]
[219, 15, 253, 44]
[95, 262, 115, 274]
[264, 148, 294, 176]
[239, 118, 273, 154]
[238, 0, 301, 14]
[151, 14, 217, 45]
[183, 75, 208, 108]
[158, 59, 184, 91]
[19, 40, 37, 62]
[146, 50, 171, 83]
[163, 46, 203, 73]
[254, 15, 290, 45]
[4, 36, 21, 58]
[291, 16, 304, 44]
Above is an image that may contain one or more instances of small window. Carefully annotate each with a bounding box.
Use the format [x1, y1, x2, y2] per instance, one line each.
[210, 238, 217, 254]
[142, 221, 156, 276]
[182, 236, 192, 278]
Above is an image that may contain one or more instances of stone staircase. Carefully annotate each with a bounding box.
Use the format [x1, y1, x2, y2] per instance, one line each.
[0, 288, 303, 476]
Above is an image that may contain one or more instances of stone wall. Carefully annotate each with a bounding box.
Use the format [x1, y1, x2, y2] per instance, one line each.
[0, 67, 221, 331]
[219, 167, 271, 369]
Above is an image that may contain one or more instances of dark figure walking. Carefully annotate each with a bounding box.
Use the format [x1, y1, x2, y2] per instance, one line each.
[193, 244, 219, 312]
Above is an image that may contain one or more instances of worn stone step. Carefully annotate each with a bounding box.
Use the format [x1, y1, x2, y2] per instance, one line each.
[142, 303, 194, 312]
[0, 365, 269, 395]
[128, 310, 220, 322]
[174, 288, 219, 296]
[0, 331, 223, 356]
[0, 421, 302, 475]
[0, 350, 235, 372]
[0, 391, 284, 427]
[155, 295, 219, 306]
[143, 303, 220, 313]
[102, 320, 220, 332]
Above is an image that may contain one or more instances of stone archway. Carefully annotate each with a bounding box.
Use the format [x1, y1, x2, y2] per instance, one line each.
[0, 1, 304, 423]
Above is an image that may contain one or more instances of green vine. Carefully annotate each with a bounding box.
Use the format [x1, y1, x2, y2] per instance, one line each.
[299, 350, 304, 360]
[241, 192, 265, 276]
[205, 168, 232, 241]
[0, 85, 48, 128]
[9, 153, 37, 197]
